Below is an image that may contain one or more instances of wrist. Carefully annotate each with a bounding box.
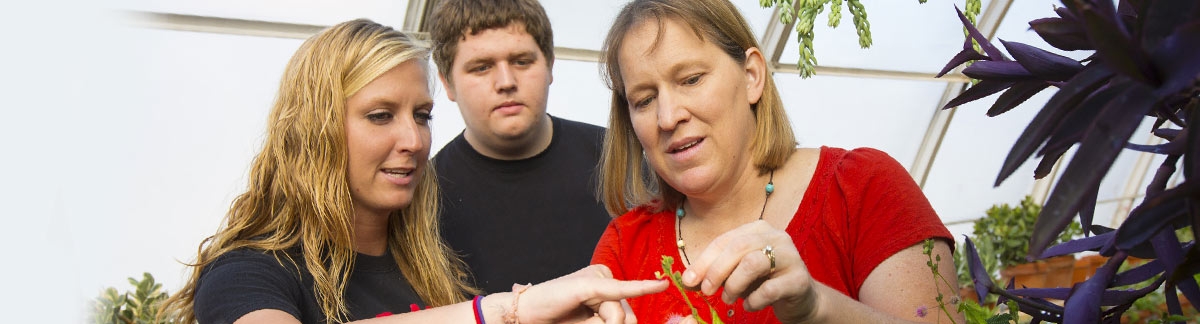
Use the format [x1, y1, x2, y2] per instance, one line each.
[481, 292, 511, 324]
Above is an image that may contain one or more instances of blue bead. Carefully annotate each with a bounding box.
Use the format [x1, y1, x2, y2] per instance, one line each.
[676, 206, 685, 217]
[765, 183, 775, 194]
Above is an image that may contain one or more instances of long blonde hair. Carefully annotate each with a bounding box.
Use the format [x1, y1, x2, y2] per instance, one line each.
[598, 0, 797, 216]
[161, 19, 472, 323]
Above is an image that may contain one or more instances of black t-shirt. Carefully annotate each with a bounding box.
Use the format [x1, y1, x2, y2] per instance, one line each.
[434, 115, 612, 293]
[194, 248, 425, 324]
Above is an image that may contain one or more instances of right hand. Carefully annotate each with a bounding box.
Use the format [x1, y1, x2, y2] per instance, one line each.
[516, 264, 668, 324]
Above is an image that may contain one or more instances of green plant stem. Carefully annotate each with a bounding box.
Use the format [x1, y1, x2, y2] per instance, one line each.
[923, 239, 959, 324]
[658, 256, 724, 324]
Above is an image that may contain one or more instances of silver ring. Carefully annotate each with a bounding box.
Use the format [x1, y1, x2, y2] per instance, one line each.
[763, 245, 775, 273]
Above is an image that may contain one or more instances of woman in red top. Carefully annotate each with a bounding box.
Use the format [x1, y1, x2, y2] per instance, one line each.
[593, 0, 964, 323]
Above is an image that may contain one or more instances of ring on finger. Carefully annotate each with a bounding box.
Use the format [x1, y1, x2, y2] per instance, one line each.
[763, 245, 776, 273]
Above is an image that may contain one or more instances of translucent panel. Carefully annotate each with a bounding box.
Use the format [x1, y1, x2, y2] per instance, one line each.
[430, 59, 610, 153]
[67, 27, 302, 302]
[772, 73, 948, 170]
[546, 60, 612, 128]
[1092, 120, 1159, 215]
[1, 3, 132, 322]
[542, 0, 627, 51]
[778, 0, 986, 73]
[545, 0, 773, 51]
[116, 0, 410, 28]
[731, 1, 774, 41]
[923, 88, 1054, 224]
[990, 0, 1094, 61]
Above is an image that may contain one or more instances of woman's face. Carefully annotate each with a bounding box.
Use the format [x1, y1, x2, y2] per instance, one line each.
[345, 60, 434, 219]
[618, 17, 766, 200]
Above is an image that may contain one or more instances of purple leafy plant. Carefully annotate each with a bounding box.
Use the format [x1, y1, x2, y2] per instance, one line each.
[938, 0, 1200, 322]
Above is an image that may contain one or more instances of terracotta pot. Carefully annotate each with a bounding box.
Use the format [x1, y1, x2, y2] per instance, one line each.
[1071, 254, 1107, 283]
[1000, 255, 1076, 289]
[960, 286, 979, 304]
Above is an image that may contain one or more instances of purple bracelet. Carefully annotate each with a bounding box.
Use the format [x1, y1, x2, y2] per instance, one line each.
[473, 295, 487, 324]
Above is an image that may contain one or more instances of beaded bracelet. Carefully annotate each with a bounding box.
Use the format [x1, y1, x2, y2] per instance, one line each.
[503, 284, 530, 324]
[472, 295, 486, 324]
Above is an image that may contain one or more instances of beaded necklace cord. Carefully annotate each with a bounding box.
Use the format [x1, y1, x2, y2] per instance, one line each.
[675, 170, 775, 265]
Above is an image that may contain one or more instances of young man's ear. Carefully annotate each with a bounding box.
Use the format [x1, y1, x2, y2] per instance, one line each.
[438, 73, 457, 102]
[743, 47, 766, 105]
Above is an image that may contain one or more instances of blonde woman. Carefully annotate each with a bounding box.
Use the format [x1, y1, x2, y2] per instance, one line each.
[161, 19, 665, 324]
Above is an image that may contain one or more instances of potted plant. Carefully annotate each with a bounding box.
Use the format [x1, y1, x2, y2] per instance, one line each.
[91, 272, 176, 324]
[972, 196, 1082, 290]
[939, 0, 1199, 322]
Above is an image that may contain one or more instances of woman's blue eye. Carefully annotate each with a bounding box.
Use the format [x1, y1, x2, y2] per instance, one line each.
[415, 111, 433, 124]
[633, 95, 654, 110]
[367, 112, 394, 123]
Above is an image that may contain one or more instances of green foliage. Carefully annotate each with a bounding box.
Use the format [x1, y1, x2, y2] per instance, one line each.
[91, 273, 176, 324]
[656, 256, 724, 324]
[972, 196, 1083, 269]
[760, 0, 981, 78]
[924, 238, 1017, 324]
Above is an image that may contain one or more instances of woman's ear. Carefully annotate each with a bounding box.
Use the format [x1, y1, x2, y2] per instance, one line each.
[743, 47, 766, 105]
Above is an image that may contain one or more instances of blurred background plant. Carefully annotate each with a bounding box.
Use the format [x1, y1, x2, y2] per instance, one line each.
[974, 196, 1082, 270]
[91, 272, 175, 324]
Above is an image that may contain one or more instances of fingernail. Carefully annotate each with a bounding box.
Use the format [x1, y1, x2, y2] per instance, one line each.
[701, 279, 714, 294]
[682, 270, 696, 285]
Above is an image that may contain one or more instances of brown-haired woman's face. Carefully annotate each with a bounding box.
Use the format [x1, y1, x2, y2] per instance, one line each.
[344, 60, 434, 219]
[618, 17, 765, 198]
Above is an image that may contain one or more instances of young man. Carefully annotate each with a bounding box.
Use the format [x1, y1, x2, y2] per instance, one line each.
[428, 0, 612, 294]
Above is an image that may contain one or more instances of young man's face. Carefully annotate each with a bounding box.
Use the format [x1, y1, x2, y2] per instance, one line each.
[441, 22, 552, 146]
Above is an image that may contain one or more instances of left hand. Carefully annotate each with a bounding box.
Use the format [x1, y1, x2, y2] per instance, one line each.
[679, 220, 821, 323]
[517, 264, 667, 324]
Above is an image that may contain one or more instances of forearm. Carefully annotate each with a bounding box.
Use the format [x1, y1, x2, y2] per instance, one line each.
[805, 283, 961, 324]
[352, 293, 515, 324]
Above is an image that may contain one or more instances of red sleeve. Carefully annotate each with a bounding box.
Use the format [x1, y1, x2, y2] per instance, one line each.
[590, 220, 627, 280]
[836, 148, 953, 289]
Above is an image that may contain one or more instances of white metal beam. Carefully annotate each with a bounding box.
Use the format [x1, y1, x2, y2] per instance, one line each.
[403, 0, 433, 33]
[760, 2, 800, 64]
[122, 10, 325, 40]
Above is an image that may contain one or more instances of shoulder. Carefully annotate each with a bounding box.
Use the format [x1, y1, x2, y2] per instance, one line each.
[551, 116, 606, 140]
[433, 132, 469, 162]
[199, 249, 303, 292]
[820, 146, 907, 179]
[205, 248, 297, 275]
[195, 248, 305, 323]
[612, 205, 664, 229]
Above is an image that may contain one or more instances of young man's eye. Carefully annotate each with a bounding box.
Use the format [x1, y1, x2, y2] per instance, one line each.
[469, 64, 490, 73]
[683, 74, 702, 85]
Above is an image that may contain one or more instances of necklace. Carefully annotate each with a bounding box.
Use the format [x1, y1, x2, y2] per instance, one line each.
[675, 170, 775, 265]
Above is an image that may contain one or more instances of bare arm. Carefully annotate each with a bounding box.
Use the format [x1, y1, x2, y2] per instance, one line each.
[232, 265, 668, 324]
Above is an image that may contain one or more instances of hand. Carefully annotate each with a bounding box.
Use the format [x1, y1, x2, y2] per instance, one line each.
[679, 220, 821, 323]
[517, 264, 668, 324]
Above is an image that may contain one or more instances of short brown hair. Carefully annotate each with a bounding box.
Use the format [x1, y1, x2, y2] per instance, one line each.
[428, 0, 555, 83]
[598, 0, 797, 216]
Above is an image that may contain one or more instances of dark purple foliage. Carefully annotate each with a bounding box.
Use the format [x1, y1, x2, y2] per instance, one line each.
[940, 0, 1200, 322]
